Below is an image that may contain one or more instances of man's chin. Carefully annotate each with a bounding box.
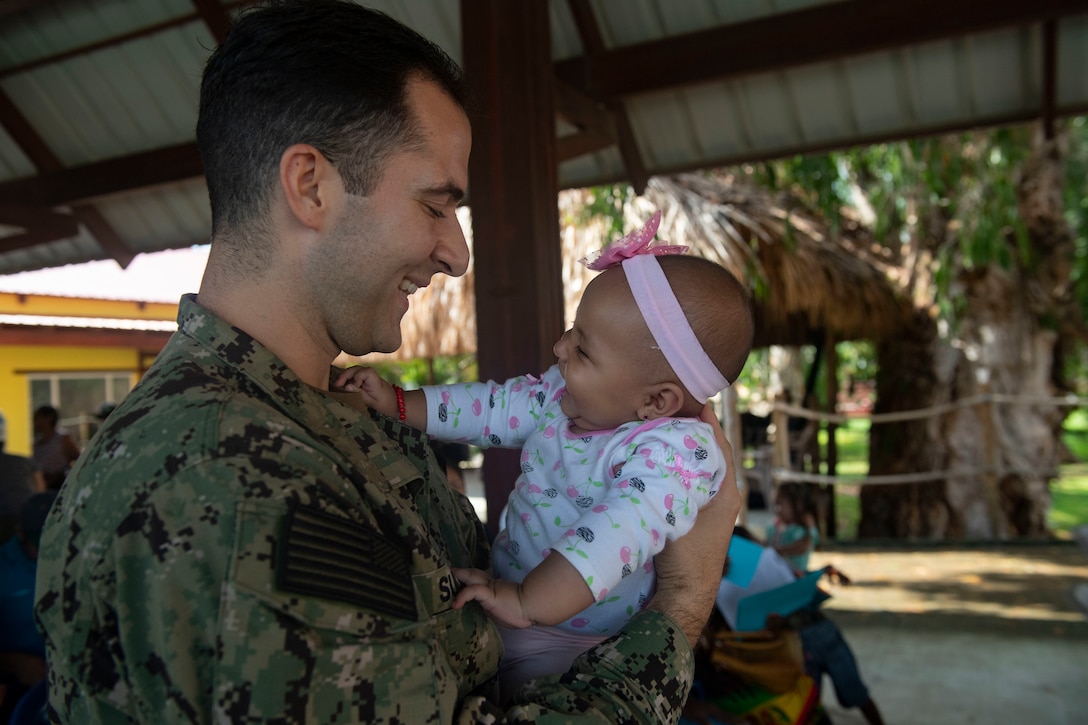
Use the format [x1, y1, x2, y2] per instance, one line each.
[341, 335, 402, 357]
[373, 340, 402, 355]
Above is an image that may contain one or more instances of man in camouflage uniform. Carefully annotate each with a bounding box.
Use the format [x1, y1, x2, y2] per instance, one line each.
[34, 1, 739, 722]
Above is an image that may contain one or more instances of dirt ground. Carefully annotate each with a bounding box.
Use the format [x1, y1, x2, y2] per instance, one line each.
[806, 541, 1088, 724]
[467, 476, 1088, 723]
[811, 541, 1088, 637]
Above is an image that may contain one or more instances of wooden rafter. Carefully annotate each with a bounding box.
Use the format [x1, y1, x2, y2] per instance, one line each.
[554, 80, 616, 161]
[1042, 20, 1058, 140]
[190, 0, 232, 44]
[565, 0, 650, 193]
[0, 204, 74, 231]
[0, 1, 249, 80]
[0, 0, 1085, 233]
[0, 86, 135, 265]
[0, 0, 228, 261]
[0, 0, 46, 23]
[554, 0, 1088, 100]
[0, 203, 77, 251]
[0, 89, 55, 170]
[0, 143, 204, 207]
[72, 206, 134, 267]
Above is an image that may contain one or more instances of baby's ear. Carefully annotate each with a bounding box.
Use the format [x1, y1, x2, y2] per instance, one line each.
[638, 382, 685, 420]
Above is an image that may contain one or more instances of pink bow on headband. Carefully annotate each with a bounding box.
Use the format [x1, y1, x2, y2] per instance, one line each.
[580, 211, 688, 271]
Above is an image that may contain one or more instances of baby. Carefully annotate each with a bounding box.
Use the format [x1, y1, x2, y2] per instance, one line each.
[335, 211, 754, 697]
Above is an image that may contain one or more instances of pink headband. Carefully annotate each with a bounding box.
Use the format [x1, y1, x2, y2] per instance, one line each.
[581, 211, 729, 403]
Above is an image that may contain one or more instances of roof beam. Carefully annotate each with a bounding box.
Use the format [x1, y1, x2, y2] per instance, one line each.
[0, 89, 57, 170]
[556, 128, 615, 163]
[563, 101, 1088, 190]
[1042, 20, 1058, 140]
[565, 0, 650, 193]
[0, 204, 75, 234]
[0, 203, 135, 266]
[0, 1, 248, 80]
[0, 204, 78, 252]
[555, 0, 1088, 100]
[554, 81, 614, 141]
[0, 85, 136, 265]
[190, 0, 232, 44]
[0, 142, 204, 207]
[73, 206, 135, 267]
[0, 0, 49, 23]
[0, 227, 77, 252]
[1, 0, 1083, 211]
[554, 80, 617, 162]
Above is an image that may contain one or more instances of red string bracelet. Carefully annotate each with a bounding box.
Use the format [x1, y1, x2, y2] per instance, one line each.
[392, 384, 407, 421]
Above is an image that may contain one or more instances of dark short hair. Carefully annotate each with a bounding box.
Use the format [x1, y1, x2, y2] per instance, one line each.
[197, 0, 468, 245]
[34, 405, 59, 426]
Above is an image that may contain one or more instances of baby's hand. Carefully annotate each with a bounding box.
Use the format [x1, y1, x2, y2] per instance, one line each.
[451, 567, 533, 629]
[332, 366, 396, 416]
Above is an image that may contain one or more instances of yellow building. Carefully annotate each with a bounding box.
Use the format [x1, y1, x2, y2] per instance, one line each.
[0, 292, 177, 455]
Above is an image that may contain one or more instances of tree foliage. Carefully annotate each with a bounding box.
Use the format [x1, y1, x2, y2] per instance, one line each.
[1063, 118, 1088, 344]
[742, 120, 1088, 391]
[367, 354, 477, 389]
[580, 120, 1088, 397]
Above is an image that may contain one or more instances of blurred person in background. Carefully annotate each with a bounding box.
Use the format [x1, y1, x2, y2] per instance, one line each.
[0, 410, 44, 542]
[31, 406, 80, 490]
[0, 492, 55, 720]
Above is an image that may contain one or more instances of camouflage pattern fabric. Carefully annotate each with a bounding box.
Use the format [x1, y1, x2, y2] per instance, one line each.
[34, 294, 693, 723]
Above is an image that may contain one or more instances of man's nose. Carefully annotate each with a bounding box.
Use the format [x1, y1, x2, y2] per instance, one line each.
[436, 217, 470, 277]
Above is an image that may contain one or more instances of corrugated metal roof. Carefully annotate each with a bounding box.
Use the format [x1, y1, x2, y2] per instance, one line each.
[559, 6, 1088, 185]
[0, 0, 207, 168]
[1, 0, 1086, 275]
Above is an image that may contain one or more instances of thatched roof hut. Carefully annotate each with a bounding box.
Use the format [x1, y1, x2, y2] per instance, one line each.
[349, 174, 909, 363]
[568, 174, 910, 349]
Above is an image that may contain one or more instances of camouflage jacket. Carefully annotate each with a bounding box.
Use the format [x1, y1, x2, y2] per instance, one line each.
[35, 295, 693, 723]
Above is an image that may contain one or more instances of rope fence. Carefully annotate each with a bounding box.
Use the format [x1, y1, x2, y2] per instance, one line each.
[741, 392, 1087, 489]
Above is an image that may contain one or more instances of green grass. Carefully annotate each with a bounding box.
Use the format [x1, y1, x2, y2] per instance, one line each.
[819, 413, 1088, 539]
[1049, 475, 1088, 533]
[1065, 408, 1088, 460]
[833, 487, 861, 540]
[1053, 408, 1088, 536]
[824, 417, 870, 465]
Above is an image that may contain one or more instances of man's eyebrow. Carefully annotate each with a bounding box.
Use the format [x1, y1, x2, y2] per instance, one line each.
[422, 182, 465, 204]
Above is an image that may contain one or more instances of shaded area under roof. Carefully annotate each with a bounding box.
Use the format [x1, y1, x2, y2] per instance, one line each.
[0, 0, 1086, 274]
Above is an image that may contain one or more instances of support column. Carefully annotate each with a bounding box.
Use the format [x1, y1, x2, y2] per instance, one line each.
[461, 0, 564, 536]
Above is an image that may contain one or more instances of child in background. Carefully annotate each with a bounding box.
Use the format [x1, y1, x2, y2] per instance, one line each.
[766, 482, 820, 572]
[710, 526, 886, 725]
[335, 211, 754, 698]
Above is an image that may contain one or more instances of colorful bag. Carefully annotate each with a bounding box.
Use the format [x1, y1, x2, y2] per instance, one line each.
[708, 628, 805, 694]
[712, 674, 822, 725]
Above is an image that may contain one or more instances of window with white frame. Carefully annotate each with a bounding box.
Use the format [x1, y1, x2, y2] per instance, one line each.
[28, 372, 135, 445]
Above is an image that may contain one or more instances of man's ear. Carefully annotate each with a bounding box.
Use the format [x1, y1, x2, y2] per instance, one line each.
[638, 382, 685, 421]
[279, 144, 337, 232]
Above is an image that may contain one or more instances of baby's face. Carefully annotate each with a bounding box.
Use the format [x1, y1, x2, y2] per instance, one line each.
[553, 271, 658, 432]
